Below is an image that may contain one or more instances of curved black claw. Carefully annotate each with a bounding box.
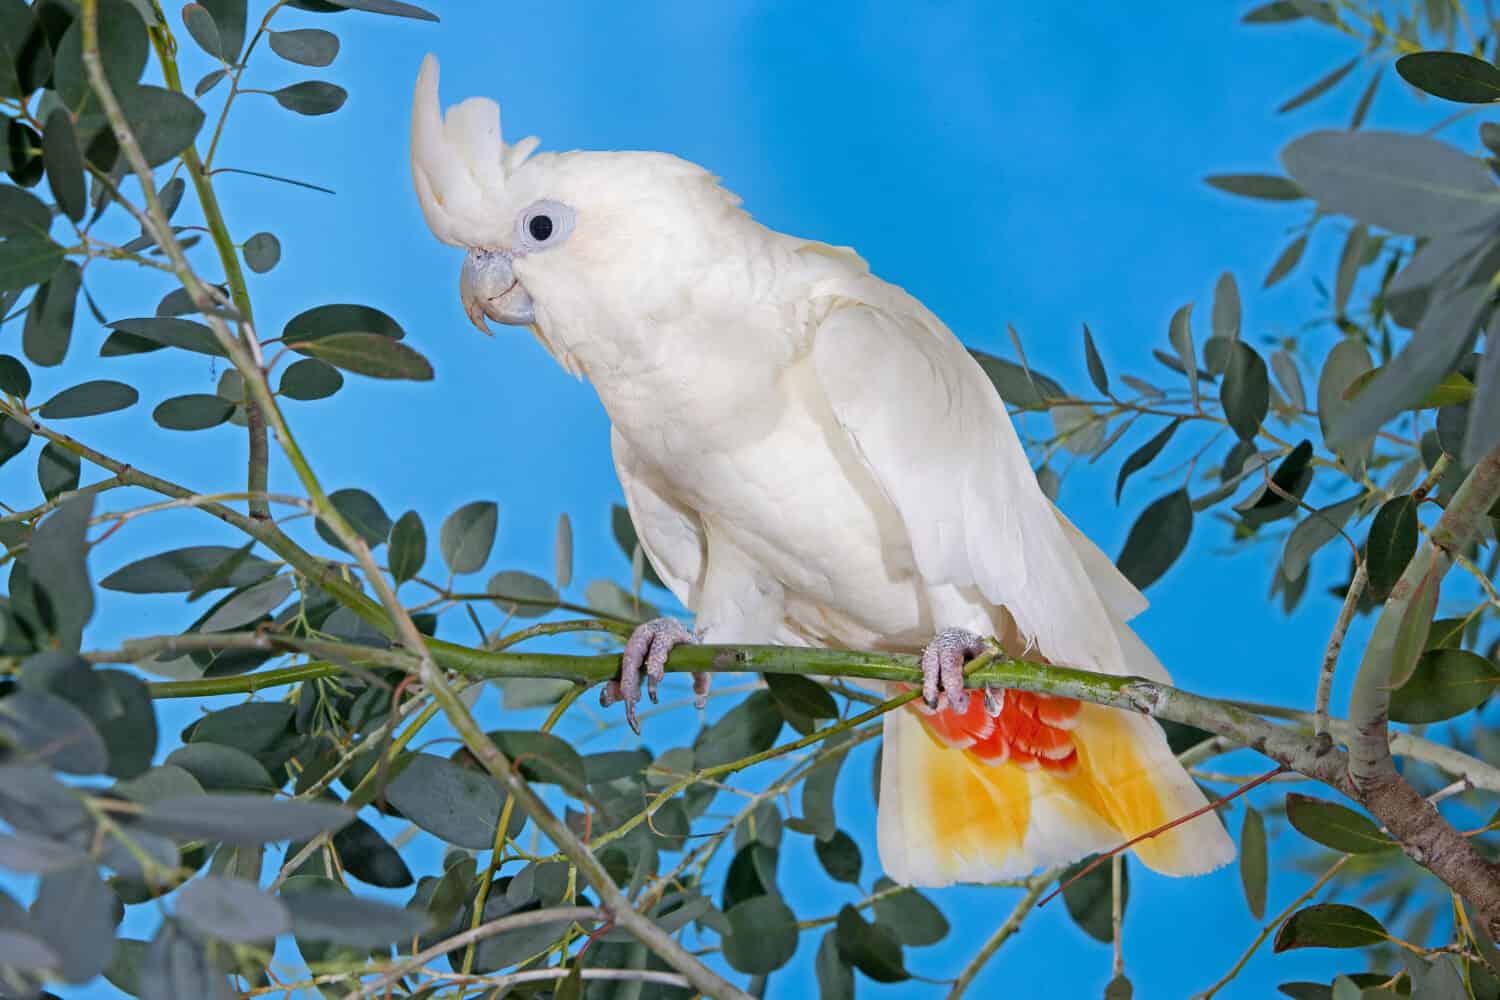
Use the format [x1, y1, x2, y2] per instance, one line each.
[601, 617, 701, 734]
[919, 627, 989, 715]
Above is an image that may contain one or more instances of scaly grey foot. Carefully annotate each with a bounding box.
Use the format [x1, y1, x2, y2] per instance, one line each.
[919, 627, 993, 715]
[600, 617, 706, 734]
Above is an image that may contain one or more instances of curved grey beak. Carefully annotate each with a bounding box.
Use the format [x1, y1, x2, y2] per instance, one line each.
[460, 249, 535, 332]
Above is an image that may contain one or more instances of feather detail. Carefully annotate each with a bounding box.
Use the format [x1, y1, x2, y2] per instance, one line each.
[409, 54, 538, 249]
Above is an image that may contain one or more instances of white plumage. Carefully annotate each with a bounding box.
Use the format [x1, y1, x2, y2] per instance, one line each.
[412, 55, 1235, 886]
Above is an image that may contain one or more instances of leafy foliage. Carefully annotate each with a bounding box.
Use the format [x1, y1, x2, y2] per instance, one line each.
[0, 1, 1496, 998]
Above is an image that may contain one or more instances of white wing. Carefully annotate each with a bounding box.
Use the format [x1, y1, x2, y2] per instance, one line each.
[611, 428, 705, 608]
[811, 297, 1137, 676]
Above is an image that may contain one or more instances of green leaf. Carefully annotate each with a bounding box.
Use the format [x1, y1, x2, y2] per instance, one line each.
[37, 440, 78, 499]
[118, 85, 206, 166]
[197, 576, 292, 632]
[0, 412, 31, 468]
[1463, 319, 1500, 465]
[1333, 223, 1368, 316]
[102, 545, 275, 593]
[1280, 494, 1363, 581]
[696, 689, 783, 770]
[22, 259, 80, 366]
[389, 509, 425, 584]
[486, 569, 557, 618]
[268, 27, 339, 66]
[283, 302, 403, 342]
[1366, 495, 1418, 597]
[31, 866, 116, 983]
[1390, 648, 1500, 723]
[1115, 489, 1192, 590]
[50, 0, 150, 112]
[165, 742, 274, 791]
[555, 511, 573, 588]
[815, 932, 854, 1000]
[1396, 51, 1500, 104]
[723, 895, 798, 974]
[1240, 806, 1267, 920]
[0, 690, 108, 774]
[0, 831, 88, 873]
[194, 67, 226, 97]
[28, 494, 94, 650]
[871, 878, 948, 946]
[1273, 903, 1388, 951]
[106, 317, 227, 356]
[176, 876, 289, 943]
[1061, 856, 1128, 943]
[1105, 975, 1134, 1000]
[293, 332, 433, 380]
[1205, 173, 1305, 200]
[1212, 271, 1241, 345]
[765, 672, 839, 722]
[181, 3, 224, 60]
[39, 379, 138, 419]
[41, 109, 84, 222]
[1317, 338, 1374, 460]
[332, 818, 412, 888]
[152, 393, 234, 431]
[139, 794, 353, 846]
[440, 500, 498, 574]
[242, 231, 280, 273]
[0, 231, 65, 292]
[1114, 419, 1181, 503]
[1082, 322, 1109, 395]
[1278, 56, 1358, 113]
[1264, 233, 1308, 288]
[1221, 342, 1270, 440]
[1168, 304, 1197, 408]
[281, 889, 432, 947]
[1282, 130, 1500, 235]
[384, 752, 505, 850]
[314, 487, 392, 550]
[795, 736, 849, 844]
[969, 348, 1068, 408]
[0, 185, 50, 237]
[1285, 793, 1394, 854]
[139, 921, 235, 1000]
[316, 0, 438, 19]
[1270, 349, 1306, 412]
[278, 357, 343, 400]
[487, 730, 586, 795]
[814, 830, 862, 883]
[272, 80, 347, 115]
[198, 0, 247, 61]
[835, 904, 908, 982]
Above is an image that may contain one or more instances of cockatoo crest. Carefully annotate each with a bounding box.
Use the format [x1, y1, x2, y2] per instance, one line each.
[410, 55, 540, 249]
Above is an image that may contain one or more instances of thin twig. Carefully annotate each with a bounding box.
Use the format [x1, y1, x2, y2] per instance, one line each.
[1316, 559, 1366, 739]
[346, 907, 604, 999]
[946, 868, 1063, 998]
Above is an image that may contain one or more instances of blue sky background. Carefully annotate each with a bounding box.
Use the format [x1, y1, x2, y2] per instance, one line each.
[4, 1, 1491, 997]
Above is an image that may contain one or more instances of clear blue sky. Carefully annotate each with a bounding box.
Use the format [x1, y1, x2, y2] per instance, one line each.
[5, 2, 1471, 996]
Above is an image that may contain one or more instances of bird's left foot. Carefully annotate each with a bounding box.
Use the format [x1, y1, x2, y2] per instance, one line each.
[919, 627, 996, 715]
[600, 617, 707, 734]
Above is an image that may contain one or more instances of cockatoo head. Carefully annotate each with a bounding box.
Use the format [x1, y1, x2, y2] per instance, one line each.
[410, 55, 740, 372]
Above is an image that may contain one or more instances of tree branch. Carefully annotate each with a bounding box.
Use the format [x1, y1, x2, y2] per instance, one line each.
[1345, 442, 1500, 933]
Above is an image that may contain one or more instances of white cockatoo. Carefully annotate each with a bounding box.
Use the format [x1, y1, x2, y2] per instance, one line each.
[410, 56, 1235, 886]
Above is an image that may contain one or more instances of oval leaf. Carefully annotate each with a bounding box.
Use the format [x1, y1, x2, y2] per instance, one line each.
[268, 27, 339, 66]
[294, 332, 433, 380]
[1390, 648, 1500, 724]
[1396, 51, 1500, 104]
[175, 876, 290, 943]
[1366, 494, 1418, 597]
[278, 357, 343, 400]
[1274, 903, 1388, 952]
[271, 80, 347, 115]
[441, 500, 498, 575]
[1285, 793, 1394, 854]
[153, 393, 234, 431]
[1115, 489, 1193, 590]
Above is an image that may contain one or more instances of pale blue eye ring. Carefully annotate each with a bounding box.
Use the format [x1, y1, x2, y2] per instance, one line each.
[515, 200, 574, 254]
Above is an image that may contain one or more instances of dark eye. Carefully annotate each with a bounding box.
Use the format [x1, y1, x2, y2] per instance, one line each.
[516, 199, 575, 253]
